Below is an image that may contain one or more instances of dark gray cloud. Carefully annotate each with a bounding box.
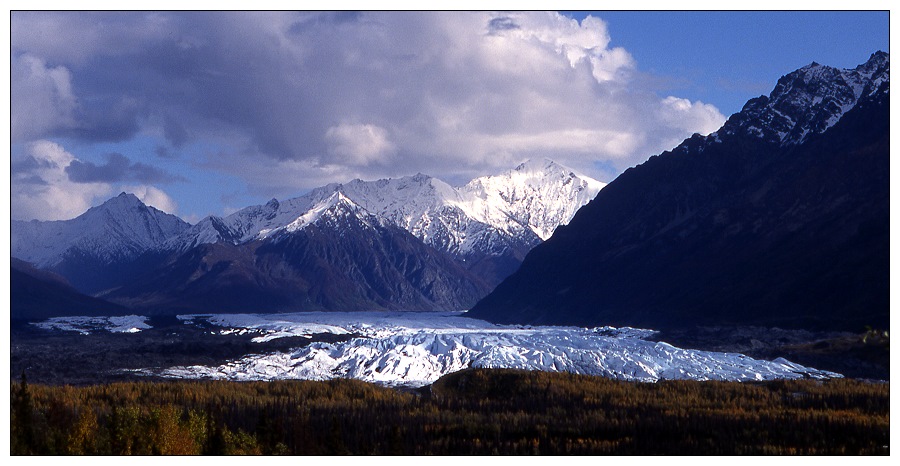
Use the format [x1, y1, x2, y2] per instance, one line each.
[288, 10, 362, 33]
[67, 95, 144, 142]
[65, 152, 184, 184]
[154, 145, 175, 159]
[65, 152, 131, 183]
[488, 17, 520, 32]
[163, 115, 191, 148]
[16, 174, 49, 186]
[12, 154, 58, 174]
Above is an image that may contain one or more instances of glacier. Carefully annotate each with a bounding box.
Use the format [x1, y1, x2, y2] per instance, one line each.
[137, 312, 841, 387]
[33, 315, 151, 335]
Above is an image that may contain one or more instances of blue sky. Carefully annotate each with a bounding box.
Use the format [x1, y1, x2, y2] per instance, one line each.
[9, 11, 890, 223]
[568, 11, 889, 115]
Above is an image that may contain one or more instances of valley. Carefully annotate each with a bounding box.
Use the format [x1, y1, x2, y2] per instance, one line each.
[10, 11, 890, 457]
[11, 54, 890, 392]
[10, 315, 357, 386]
[13, 311, 866, 388]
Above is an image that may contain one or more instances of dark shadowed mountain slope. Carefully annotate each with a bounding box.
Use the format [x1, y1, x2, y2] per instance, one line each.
[12, 162, 601, 316]
[166, 159, 603, 289]
[104, 194, 492, 314]
[469, 52, 889, 332]
[11, 258, 130, 321]
[11, 193, 190, 294]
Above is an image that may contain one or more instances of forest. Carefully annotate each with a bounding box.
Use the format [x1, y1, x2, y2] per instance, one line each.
[10, 368, 889, 455]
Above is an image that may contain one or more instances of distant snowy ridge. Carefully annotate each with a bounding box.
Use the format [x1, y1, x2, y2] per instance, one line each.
[715, 51, 889, 146]
[147, 312, 841, 388]
[461, 159, 605, 240]
[11, 160, 603, 303]
[170, 159, 604, 259]
[11, 193, 190, 267]
[33, 315, 151, 335]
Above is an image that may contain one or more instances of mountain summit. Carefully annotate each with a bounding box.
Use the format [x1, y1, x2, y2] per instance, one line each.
[12, 160, 603, 315]
[169, 159, 603, 286]
[107, 190, 490, 314]
[469, 52, 889, 331]
[11, 193, 188, 267]
[11, 193, 190, 293]
[716, 50, 888, 146]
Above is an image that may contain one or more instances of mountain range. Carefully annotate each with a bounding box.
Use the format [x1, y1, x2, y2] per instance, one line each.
[469, 52, 890, 332]
[11, 159, 603, 317]
[11, 52, 888, 334]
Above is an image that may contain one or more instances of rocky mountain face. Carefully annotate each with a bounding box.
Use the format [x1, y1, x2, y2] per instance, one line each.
[721, 51, 888, 146]
[469, 52, 889, 332]
[12, 161, 601, 316]
[11, 193, 191, 293]
[169, 159, 603, 286]
[11, 258, 129, 321]
[105, 194, 492, 314]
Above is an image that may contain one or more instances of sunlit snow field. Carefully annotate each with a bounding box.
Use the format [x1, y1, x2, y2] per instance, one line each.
[34, 315, 152, 335]
[28, 311, 841, 388]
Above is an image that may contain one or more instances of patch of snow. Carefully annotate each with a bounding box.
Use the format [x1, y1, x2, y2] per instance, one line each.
[33, 315, 151, 334]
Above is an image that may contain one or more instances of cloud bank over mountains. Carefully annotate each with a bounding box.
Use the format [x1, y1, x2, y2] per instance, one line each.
[11, 11, 726, 221]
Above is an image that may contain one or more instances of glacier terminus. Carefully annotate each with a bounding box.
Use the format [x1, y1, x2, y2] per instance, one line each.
[97, 311, 842, 388]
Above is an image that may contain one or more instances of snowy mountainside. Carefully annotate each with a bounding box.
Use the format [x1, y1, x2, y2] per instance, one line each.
[716, 51, 888, 146]
[11, 192, 190, 267]
[10, 161, 602, 306]
[264, 192, 389, 239]
[469, 52, 889, 330]
[106, 190, 492, 314]
[460, 159, 606, 241]
[171, 159, 604, 260]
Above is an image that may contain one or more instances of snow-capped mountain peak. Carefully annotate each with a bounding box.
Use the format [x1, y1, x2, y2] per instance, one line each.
[11, 192, 190, 267]
[461, 158, 606, 240]
[719, 51, 889, 146]
[265, 191, 377, 238]
[170, 159, 604, 259]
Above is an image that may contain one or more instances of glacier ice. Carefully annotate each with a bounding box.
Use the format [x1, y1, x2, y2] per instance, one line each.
[33, 315, 152, 335]
[147, 312, 841, 387]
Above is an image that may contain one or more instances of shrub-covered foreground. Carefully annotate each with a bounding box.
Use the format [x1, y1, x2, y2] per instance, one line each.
[11, 369, 889, 455]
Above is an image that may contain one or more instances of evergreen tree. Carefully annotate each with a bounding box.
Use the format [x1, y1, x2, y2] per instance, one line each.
[11, 371, 35, 455]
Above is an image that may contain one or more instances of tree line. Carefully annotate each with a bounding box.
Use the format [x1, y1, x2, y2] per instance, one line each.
[11, 369, 890, 455]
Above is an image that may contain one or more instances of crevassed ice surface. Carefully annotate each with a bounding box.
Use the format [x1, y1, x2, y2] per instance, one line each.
[149, 312, 841, 387]
[33, 315, 151, 335]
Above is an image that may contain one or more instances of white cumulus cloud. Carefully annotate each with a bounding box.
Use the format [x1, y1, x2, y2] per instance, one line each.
[11, 54, 77, 143]
[325, 123, 396, 166]
[11, 141, 112, 221]
[122, 185, 179, 215]
[11, 11, 730, 216]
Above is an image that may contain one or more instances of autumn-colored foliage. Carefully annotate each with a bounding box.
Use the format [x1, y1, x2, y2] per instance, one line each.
[10, 369, 889, 455]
